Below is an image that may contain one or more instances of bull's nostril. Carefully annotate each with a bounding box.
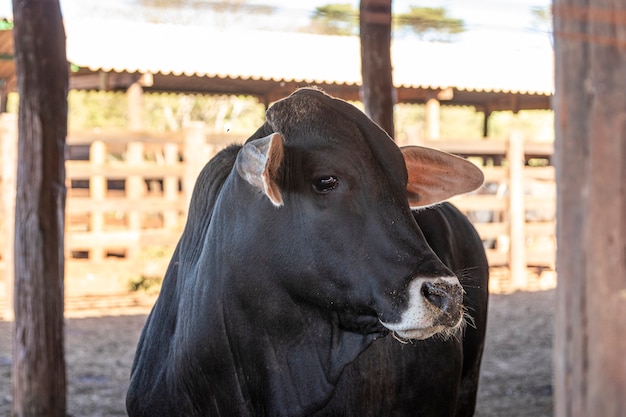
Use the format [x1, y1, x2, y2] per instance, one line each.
[421, 281, 450, 311]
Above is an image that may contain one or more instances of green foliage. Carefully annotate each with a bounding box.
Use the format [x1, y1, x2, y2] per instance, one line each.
[305, 3, 465, 41]
[128, 275, 163, 293]
[6, 92, 18, 113]
[530, 6, 552, 27]
[395, 104, 553, 143]
[394, 6, 465, 41]
[133, 0, 276, 26]
[488, 110, 554, 141]
[135, 0, 275, 14]
[68, 90, 265, 133]
[439, 106, 484, 139]
[0, 18, 13, 30]
[66, 91, 552, 144]
[530, 5, 553, 42]
[395, 104, 484, 142]
[68, 90, 128, 130]
[309, 3, 359, 36]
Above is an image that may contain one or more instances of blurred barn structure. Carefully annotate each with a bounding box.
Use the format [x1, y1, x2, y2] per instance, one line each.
[0, 20, 556, 318]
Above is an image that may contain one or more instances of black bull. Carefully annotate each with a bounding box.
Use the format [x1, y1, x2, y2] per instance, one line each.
[127, 88, 489, 417]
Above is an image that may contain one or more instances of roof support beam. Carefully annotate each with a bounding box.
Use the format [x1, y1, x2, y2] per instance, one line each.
[127, 81, 144, 131]
[425, 96, 440, 140]
[483, 110, 492, 138]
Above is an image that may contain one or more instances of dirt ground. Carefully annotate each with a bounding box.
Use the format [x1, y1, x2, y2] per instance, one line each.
[0, 289, 554, 417]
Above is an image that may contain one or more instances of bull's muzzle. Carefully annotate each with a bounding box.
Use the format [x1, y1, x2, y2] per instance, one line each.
[381, 277, 464, 341]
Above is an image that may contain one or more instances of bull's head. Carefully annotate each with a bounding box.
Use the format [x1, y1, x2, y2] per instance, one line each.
[232, 88, 483, 342]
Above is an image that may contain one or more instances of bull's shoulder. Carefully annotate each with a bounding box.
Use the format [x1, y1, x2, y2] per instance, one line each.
[412, 202, 486, 273]
[412, 202, 476, 240]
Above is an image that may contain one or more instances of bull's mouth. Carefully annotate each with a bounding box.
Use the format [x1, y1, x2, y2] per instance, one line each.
[336, 309, 388, 336]
[380, 320, 462, 342]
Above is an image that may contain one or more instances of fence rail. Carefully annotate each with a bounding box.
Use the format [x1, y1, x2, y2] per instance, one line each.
[429, 134, 556, 287]
[0, 113, 556, 318]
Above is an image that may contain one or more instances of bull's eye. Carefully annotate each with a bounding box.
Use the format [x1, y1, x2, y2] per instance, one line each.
[312, 176, 339, 193]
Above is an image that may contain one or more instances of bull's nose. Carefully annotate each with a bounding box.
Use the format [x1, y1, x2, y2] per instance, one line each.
[421, 279, 463, 327]
[421, 281, 450, 310]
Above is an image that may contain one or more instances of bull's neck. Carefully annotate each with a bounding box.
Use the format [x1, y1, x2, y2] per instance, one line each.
[181, 266, 380, 416]
[224, 290, 375, 416]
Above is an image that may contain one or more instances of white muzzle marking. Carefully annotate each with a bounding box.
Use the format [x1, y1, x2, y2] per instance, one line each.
[380, 277, 463, 341]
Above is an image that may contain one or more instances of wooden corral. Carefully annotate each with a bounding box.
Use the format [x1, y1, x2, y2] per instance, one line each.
[0, 114, 556, 318]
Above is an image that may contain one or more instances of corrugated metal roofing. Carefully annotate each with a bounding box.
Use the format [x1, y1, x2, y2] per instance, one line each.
[65, 19, 554, 97]
[68, 23, 360, 84]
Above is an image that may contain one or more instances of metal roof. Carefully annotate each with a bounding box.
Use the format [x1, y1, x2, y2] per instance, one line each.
[3, 19, 555, 111]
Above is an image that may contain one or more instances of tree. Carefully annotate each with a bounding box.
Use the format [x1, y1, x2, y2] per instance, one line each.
[310, 3, 359, 36]
[553, 0, 626, 416]
[136, 0, 276, 27]
[530, 5, 552, 28]
[307, 3, 465, 41]
[394, 6, 464, 41]
[530, 5, 553, 46]
[11, 0, 68, 416]
[360, 0, 394, 137]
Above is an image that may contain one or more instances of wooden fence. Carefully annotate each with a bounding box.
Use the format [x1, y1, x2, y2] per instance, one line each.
[63, 123, 214, 261]
[0, 113, 556, 318]
[429, 135, 556, 284]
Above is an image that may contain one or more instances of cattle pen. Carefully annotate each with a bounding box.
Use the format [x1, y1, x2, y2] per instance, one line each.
[0, 113, 556, 319]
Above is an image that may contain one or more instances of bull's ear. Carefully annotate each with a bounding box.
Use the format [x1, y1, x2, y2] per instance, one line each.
[401, 146, 484, 208]
[236, 132, 284, 207]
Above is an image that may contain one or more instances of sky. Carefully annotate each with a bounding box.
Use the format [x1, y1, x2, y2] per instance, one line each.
[0, 0, 553, 50]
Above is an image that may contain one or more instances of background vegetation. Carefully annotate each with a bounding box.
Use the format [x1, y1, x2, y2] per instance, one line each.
[308, 3, 464, 41]
[61, 90, 553, 143]
[4, 88, 553, 143]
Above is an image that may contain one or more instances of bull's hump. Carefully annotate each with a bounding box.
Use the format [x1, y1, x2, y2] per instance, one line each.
[266, 88, 333, 132]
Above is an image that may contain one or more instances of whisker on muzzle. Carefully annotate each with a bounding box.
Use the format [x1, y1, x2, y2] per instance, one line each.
[391, 331, 412, 345]
[455, 266, 488, 292]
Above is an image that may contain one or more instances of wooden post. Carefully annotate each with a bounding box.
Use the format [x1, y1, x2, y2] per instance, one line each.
[163, 142, 179, 230]
[0, 83, 8, 113]
[425, 96, 440, 140]
[482, 110, 492, 138]
[89, 141, 106, 261]
[507, 131, 526, 289]
[183, 122, 206, 213]
[128, 81, 144, 131]
[554, 1, 626, 416]
[11, 0, 68, 415]
[126, 142, 144, 258]
[1, 113, 17, 320]
[359, 0, 394, 137]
